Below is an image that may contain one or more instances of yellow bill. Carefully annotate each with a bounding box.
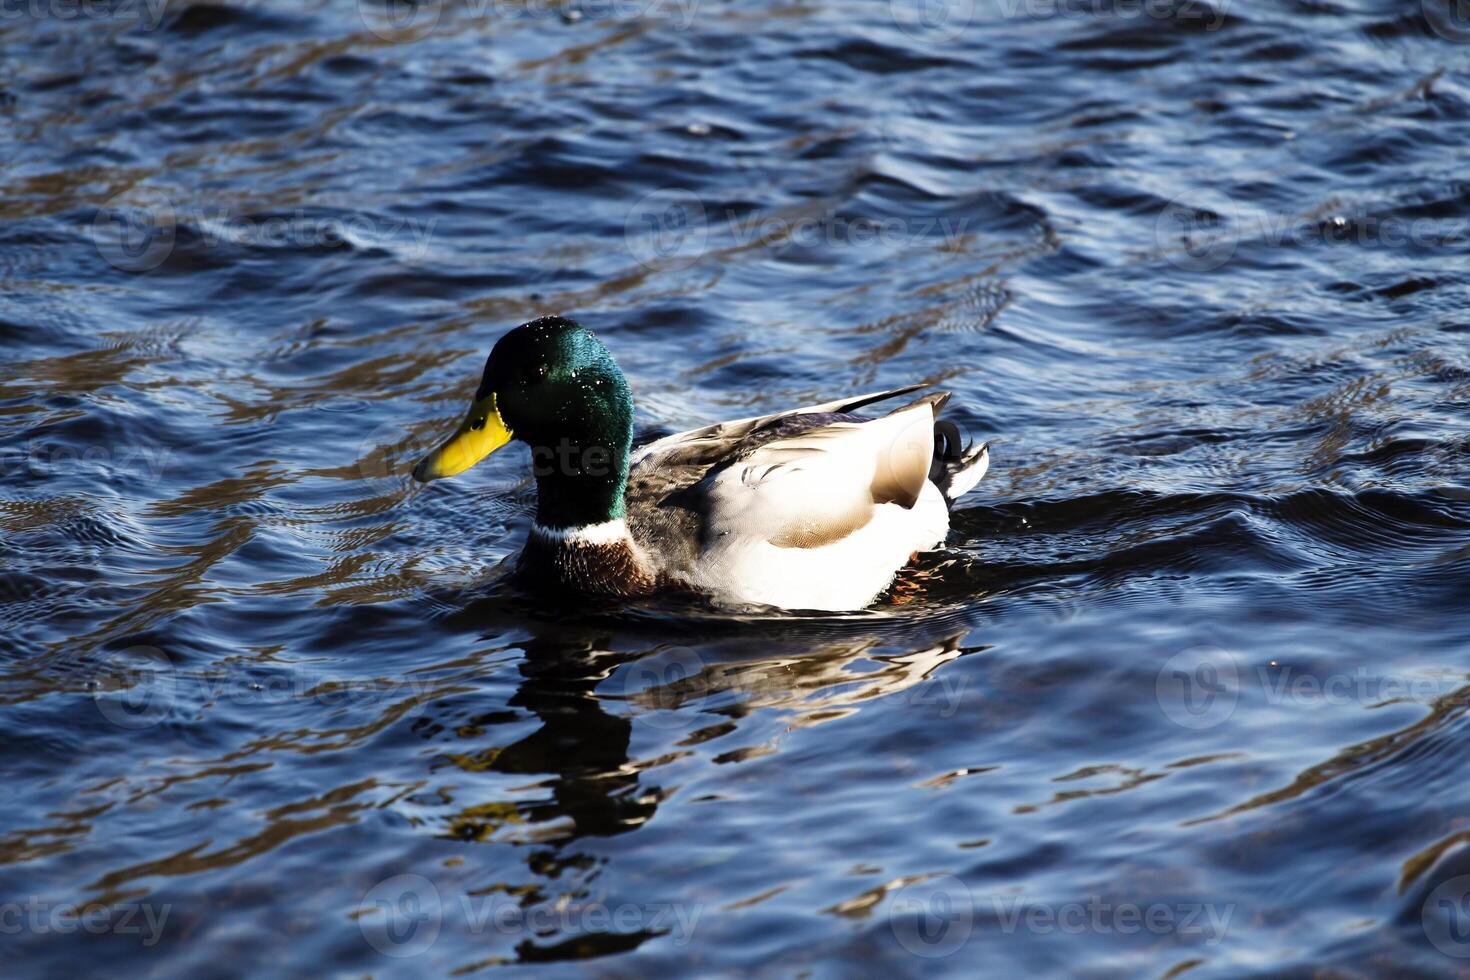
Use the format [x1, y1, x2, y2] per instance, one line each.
[412, 393, 513, 482]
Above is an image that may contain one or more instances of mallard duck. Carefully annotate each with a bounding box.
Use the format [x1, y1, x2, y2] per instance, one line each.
[412, 316, 989, 611]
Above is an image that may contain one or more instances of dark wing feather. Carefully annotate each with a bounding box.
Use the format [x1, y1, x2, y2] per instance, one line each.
[628, 384, 929, 470]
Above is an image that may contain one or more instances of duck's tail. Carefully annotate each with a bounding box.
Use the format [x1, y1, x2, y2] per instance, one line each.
[933, 433, 990, 505]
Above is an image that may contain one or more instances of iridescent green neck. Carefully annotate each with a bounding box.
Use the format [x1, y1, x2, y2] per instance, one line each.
[529, 418, 631, 530]
[480, 316, 636, 531]
[510, 333, 634, 531]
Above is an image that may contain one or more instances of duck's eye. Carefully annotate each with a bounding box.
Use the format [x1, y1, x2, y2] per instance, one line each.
[470, 417, 486, 431]
[529, 364, 548, 383]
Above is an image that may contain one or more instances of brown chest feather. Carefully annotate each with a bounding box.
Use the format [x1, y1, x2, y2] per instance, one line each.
[516, 536, 660, 598]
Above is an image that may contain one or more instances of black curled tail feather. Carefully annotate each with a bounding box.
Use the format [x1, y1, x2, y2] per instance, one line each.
[929, 418, 990, 506]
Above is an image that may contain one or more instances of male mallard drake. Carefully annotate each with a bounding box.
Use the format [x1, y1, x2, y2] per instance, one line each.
[412, 316, 989, 611]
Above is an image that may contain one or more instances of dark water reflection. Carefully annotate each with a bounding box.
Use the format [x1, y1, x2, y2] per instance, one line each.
[4, 0, 1470, 975]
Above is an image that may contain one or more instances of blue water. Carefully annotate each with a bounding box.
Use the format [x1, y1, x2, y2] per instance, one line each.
[4, 0, 1470, 975]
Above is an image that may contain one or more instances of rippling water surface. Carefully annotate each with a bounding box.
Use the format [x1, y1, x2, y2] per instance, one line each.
[5, 0, 1470, 974]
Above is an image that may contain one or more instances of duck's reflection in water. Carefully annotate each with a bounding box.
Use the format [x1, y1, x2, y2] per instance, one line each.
[617, 630, 977, 732]
[425, 604, 982, 965]
[437, 630, 658, 848]
[433, 618, 978, 864]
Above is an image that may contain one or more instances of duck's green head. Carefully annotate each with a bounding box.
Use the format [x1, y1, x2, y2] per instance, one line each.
[412, 316, 634, 528]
